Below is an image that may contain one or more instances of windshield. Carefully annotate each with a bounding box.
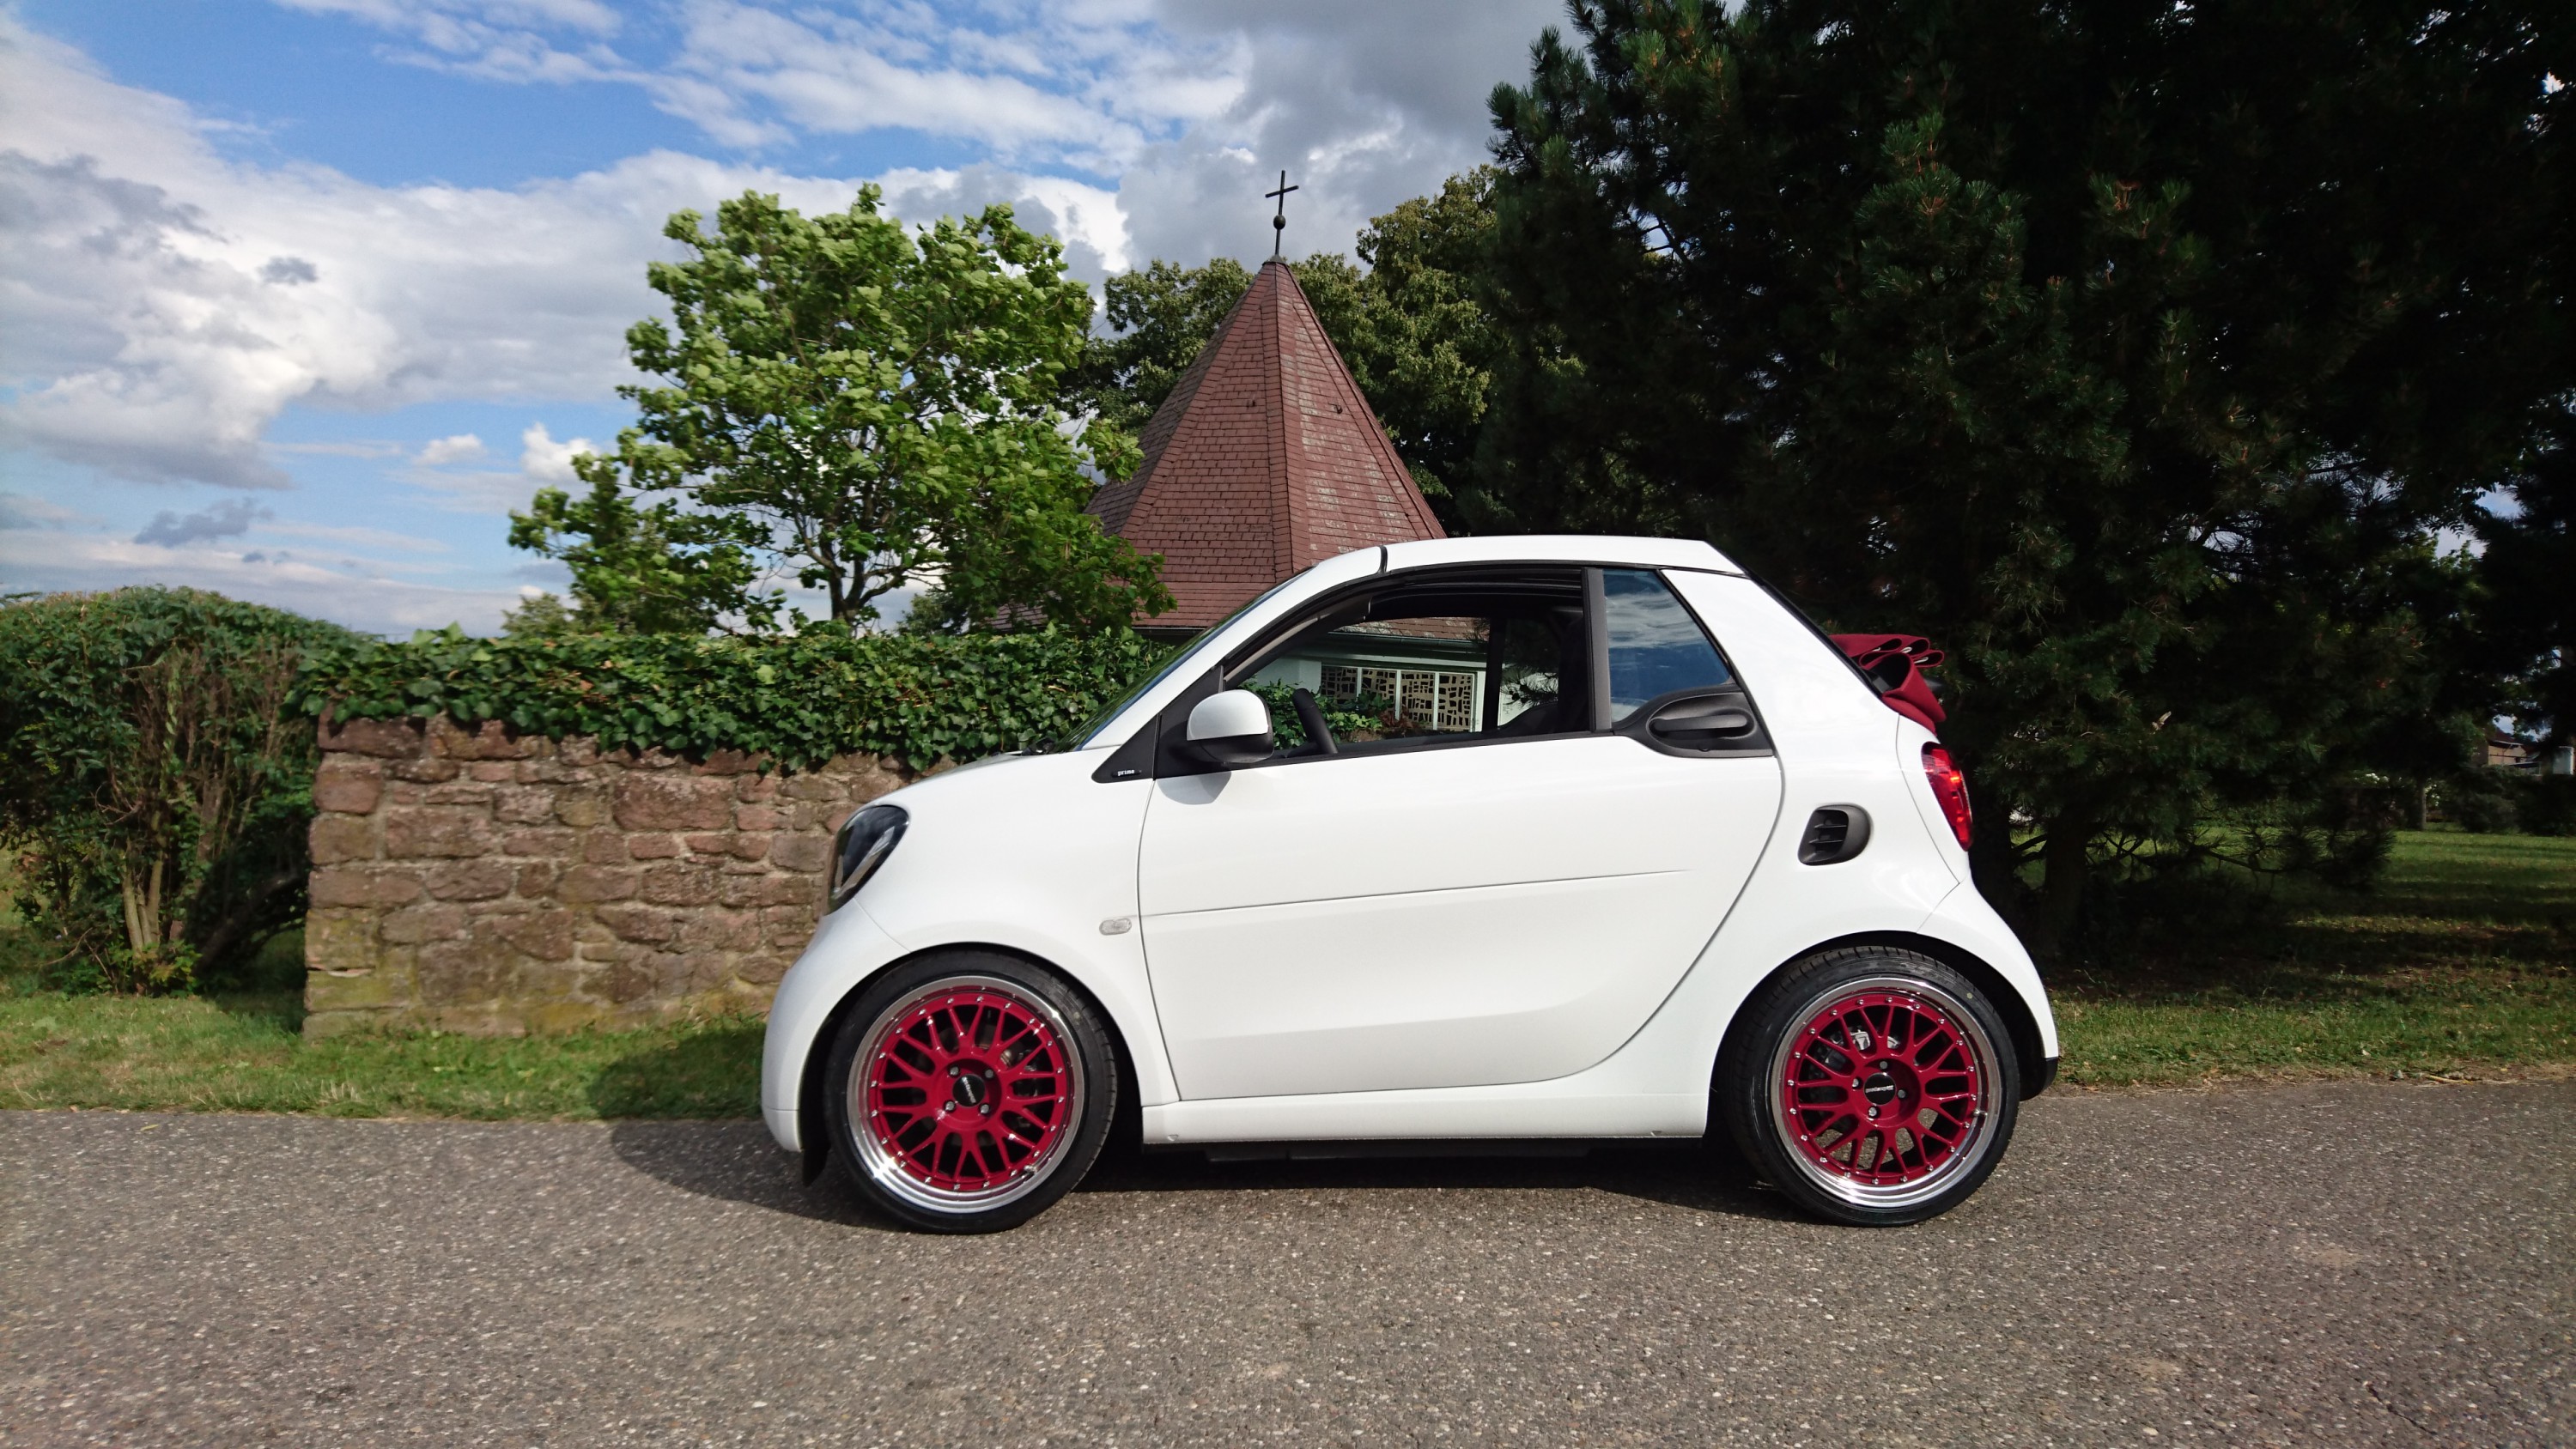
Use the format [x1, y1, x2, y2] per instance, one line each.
[1057, 577, 1302, 750]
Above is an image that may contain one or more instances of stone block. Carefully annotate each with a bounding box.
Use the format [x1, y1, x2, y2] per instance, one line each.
[595, 904, 678, 945]
[679, 909, 762, 953]
[310, 866, 425, 909]
[424, 860, 514, 901]
[467, 761, 516, 783]
[726, 953, 787, 987]
[683, 832, 732, 855]
[720, 872, 817, 909]
[493, 786, 556, 825]
[303, 908, 380, 971]
[424, 782, 495, 807]
[387, 756, 462, 784]
[732, 803, 783, 833]
[638, 863, 720, 907]
[312, 758, 383, 815]
[501, 828, 576, 858]
[380, 903, 471, 945]
[490, 909, 574, 961]
[727, 834, 771, 863]
[308, 962, 409, 1011]
[780, 774, 844, 802]
[614, 772, 736, 832]
[735, 773, 781, 803]
[558, 865, 639, 904]
[384, 782, 427, 807]
[555, 788, 611, 828]
[694, 749, 756, 776]
[582, 833, 631, 864]
[627, 834, 682, 859]
[383, 807, 494, 859]
[516, 861, 560, 899]
[308, 815, 376, 866]
[319, 717, 425, 758]
[769, 834, 829, 873]
[431, 716, 532, 761]
[416, 937, 511, 1003]
[759, 904, 820, 949]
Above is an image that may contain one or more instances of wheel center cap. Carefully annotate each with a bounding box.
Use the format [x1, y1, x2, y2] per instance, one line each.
[954, 1070, 989, 1107]
[1861, 1069, 1900, 1107]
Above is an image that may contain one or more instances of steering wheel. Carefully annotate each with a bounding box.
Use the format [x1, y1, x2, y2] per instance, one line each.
[1291, 687, 1339, 755]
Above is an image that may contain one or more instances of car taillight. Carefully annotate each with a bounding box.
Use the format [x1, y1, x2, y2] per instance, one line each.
[1921, 744, 1972, 849]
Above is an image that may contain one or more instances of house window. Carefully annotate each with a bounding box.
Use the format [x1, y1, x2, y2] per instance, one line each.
[1319, 664, 1480, 732]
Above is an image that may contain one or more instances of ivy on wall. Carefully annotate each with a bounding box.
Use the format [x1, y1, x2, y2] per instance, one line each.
[295, 627, 1178, 773]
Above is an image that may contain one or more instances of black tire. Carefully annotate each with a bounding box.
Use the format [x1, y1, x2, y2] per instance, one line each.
[1717, 946, 2020, 1227]
[822, 950, 1118, 1234]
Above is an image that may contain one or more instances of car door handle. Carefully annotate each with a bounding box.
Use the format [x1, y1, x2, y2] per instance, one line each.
[1649, 705, 1754, 737]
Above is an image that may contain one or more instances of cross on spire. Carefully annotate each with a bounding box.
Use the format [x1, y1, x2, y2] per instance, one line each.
[1266, 170, 1299, 259]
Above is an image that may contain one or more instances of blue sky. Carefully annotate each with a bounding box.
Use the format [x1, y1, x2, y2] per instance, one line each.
[0, 0, 1560, 634]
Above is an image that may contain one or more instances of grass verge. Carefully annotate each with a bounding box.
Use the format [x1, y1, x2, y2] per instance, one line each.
[2051, 830, 2574, 1087]
[0, 832, 2567, 1118]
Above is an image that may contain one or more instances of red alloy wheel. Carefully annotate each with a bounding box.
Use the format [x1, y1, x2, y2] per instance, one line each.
[1778, 988, 1986, 1191]
[859, 985, 1077, 1198]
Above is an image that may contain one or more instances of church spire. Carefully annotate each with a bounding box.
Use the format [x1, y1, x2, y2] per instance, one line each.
[1090, 260, 1446, 630]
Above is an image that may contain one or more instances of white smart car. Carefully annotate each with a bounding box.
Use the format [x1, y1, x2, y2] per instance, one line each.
[762, 537, 2057, 1232]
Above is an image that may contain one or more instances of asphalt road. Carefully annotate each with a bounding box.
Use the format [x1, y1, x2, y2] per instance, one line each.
[3, 1080, 2568, 1448]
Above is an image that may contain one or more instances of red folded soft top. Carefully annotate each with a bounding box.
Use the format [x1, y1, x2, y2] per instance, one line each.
[1831, 634, 1946, 734]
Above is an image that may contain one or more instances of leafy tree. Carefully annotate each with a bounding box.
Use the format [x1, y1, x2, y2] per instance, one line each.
[2478, 407, 2576, 747]
[521, 188, 1169, 633]
[1072, 258, 1255, 438]
[508, 450, 773, 634]
[1479, 0, 2570, 951]
[0, 590, 352, 991]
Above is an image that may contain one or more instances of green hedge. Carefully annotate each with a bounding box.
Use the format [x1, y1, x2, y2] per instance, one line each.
[293, 627, 1178, 773]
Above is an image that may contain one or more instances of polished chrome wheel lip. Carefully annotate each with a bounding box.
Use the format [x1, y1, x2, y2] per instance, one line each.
[1765, 973, 2001, 1212]
[847, 974, 1086, 1216]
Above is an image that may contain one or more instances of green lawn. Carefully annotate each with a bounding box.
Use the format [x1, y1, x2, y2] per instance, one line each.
[0, 831, 2568, 1118]
[2051, 830, 2576, 1086]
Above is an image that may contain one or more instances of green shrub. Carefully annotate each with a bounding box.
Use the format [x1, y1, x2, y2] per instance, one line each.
[0, 590, 356, 992]
[293, 625, 1177, 774]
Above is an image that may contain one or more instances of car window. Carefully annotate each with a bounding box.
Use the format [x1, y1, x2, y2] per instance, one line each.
[1601, 568, 1731, 723]
[1060, 575, 1301, 749]
[1230, 569, 1593, 755]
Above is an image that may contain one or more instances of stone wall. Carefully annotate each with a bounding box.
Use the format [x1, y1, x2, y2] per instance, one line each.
[303, 716, 911, 1038]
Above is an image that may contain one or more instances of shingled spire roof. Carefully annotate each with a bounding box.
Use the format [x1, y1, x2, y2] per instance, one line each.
[1090, 259, 1446, 629]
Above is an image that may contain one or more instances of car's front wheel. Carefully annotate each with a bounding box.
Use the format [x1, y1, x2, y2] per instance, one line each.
[822, 952, 1117, 1233]
[1718, 946, 2020, 1227]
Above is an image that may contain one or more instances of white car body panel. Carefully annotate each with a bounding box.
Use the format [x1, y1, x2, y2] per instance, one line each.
[1139, 733, 1781, 1098]
[761, 537, 2057, 1155]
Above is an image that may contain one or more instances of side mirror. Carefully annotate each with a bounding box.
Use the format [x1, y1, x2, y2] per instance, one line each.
[1184, 689, 1274, 768]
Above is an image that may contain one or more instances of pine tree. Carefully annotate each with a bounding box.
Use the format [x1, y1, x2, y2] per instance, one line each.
[1481, 0, 2570, 949]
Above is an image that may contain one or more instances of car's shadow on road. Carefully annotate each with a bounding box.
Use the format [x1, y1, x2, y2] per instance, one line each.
[605, 1120, 1804, 1233]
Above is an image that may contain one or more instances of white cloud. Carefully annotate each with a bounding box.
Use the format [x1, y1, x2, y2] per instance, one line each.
[247, 0, 1553, 272]
[0, 16, 1120, 494]
[518, 421, 595, 480]
[417, 433, 488, 464]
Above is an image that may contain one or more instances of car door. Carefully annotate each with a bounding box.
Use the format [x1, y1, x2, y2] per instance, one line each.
[1136, 565, 1784, 1100]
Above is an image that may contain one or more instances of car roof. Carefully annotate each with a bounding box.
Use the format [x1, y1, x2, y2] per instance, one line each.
[1379, 535, 1741, 575]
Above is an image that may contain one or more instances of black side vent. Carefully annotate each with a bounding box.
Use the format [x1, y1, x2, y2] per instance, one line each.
[1798, 805, 1872, 865]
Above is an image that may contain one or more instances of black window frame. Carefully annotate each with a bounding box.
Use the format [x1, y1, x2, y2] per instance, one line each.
[1100, 561, 1776, 780]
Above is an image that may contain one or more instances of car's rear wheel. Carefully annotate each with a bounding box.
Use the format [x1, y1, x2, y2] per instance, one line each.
[1719, 946, 2020, 1227]
[822, 952, 1116, 1233]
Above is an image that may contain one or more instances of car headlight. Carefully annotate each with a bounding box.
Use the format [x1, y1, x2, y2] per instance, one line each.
[827, 803, 907, 911]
